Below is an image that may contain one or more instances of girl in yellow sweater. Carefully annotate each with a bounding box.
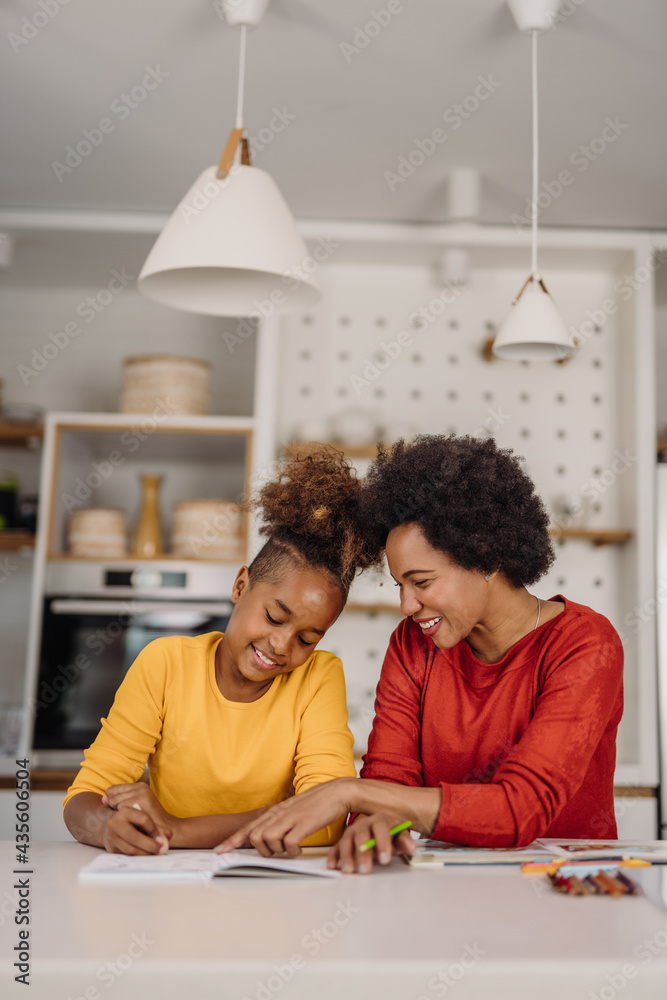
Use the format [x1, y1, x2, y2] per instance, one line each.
[64, 448, 379, 855]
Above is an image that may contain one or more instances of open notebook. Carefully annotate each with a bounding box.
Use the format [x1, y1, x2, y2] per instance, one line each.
[79, 849, 340, 881]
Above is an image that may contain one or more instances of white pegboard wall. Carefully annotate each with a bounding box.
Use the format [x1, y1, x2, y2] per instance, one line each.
[277, 255, 640, 763]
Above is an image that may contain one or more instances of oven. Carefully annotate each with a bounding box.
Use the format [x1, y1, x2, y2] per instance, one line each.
[32, 560, 236, 765]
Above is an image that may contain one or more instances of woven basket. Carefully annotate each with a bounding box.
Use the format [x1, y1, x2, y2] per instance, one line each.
[170, 500, 244, 560]
[120, 355, 211, 415]
[68, 508, 127, 558]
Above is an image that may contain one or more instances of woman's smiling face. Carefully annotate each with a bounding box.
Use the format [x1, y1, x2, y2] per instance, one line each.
[218, 564, 344, 695]
[385, 522, 489, 649]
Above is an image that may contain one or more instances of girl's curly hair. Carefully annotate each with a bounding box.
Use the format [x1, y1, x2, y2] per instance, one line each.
[248, 445, 382, 600]
[359, 434, 555, 588]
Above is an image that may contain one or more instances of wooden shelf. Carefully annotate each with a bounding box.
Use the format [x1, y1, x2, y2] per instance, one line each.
[0, 531, 36, 550]
[0, 422, 44, 447]
[0, 769, 78, 791]
[285, 441, 380, 460]
[548, 527, 632, 547]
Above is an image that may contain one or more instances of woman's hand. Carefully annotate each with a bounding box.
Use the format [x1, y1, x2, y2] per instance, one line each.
[215, 778, 353, 857]
[102, 782, 176, 855]
[329, 812, 415, 874]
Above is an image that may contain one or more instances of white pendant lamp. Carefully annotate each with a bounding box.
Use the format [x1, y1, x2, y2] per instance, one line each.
[138, 1, 321, 318]
[493, 1, 576, 362]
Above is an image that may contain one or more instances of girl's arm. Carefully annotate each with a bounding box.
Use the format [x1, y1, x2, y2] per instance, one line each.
[101, 782, 267, 849]
[67, 784, 268, 852]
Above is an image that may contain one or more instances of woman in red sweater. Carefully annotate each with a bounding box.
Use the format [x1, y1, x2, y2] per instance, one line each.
[217, 435, 624, 872]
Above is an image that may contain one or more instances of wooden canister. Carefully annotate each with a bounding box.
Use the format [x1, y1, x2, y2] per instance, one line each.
[170, 499, 244, 561]
[68, 508, 127, 558]
[120, 355, 211, 415]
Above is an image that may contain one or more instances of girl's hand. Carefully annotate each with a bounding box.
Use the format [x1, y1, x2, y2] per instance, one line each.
[328, 812, 415, 874]
[102, 782, 175, 855]
[214, 778, 353, 857]
[102, 804, 173, 855]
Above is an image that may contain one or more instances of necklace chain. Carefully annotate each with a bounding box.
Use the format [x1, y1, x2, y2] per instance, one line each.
[533, 596, 542, 630]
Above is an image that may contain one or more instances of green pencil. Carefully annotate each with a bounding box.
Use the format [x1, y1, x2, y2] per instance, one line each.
[358, 820, 413, 853]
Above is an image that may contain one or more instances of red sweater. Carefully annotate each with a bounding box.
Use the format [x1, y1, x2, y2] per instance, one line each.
[360, 597, 623, 847]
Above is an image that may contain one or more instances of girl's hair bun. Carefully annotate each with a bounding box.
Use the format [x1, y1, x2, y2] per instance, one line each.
[249, 445, 381, 596]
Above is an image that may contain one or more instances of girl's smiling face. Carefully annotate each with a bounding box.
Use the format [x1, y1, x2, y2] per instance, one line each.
[386, 522, 489, 650]
[216, 564, 344, 699]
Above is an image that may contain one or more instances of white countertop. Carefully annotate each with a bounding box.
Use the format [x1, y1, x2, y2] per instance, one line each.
[2, 842, 667, 999]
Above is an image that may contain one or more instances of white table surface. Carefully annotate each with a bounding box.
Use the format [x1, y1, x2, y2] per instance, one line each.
[2, 841, 667, 1000]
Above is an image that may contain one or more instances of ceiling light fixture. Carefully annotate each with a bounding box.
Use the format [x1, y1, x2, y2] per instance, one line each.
[137, 0, 321, 317]
[492, 0, 576, 361]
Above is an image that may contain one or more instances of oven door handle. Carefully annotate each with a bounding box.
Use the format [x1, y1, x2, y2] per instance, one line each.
[49, 600, 234, 616]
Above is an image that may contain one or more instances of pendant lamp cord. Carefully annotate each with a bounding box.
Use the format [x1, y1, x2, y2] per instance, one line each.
[531, 28, 539, 279]
[236, 24, 247, 130]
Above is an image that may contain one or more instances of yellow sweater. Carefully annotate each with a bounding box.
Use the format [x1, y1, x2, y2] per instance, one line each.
[64, 632, 355, 845]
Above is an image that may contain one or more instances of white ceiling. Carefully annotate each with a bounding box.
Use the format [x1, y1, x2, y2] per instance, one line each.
[1, 0, 666, 230]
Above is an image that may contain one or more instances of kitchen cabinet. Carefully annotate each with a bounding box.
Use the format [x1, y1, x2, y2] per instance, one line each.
[9, 412, 258, 774]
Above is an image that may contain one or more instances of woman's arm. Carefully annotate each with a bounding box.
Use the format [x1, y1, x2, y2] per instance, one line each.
[215, 776, 441, 859]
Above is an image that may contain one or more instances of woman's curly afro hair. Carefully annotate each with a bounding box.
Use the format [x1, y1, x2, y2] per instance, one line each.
[359, 434, 555, 588]
[248, 445, 382, 600]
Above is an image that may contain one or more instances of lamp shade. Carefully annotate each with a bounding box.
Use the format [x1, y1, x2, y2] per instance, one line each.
[492, 278, 576, 361]
[138, 165, 321, 317]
